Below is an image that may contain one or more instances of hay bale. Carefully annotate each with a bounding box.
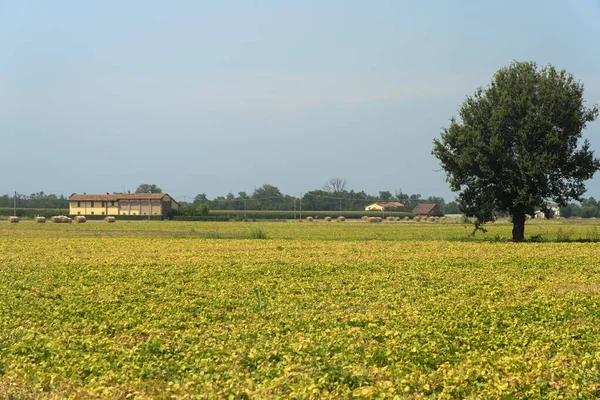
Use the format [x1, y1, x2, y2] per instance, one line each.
[73, 216, 86, 223]
[51, 215, 71, 223]
[337, 216, 345, 222]
[361, 216, 369, 222]
[66, 217, 72, 223]
[8, 216, 19, 223]
[394, 216, 400, 221]
[306, 216, 313, 222]
[438, 217, 446, 222]
[385, 216, 394, 221]
[104, 216, 116, 223]
[413, 216, 420, 222]
[403, 216, 410, 221]
[324, 216, 332, 222]
[33, 216, 46, 223]
[427, 216, 435, 222]
[368, 217, 382, 223]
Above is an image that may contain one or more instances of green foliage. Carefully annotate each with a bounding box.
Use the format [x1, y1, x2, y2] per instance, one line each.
[433, 61, 600, 241]
[135, 184, 162, 193]
[249, 227, 268, 239]
[2, 221, 600, 397]
[254, 287, 268, 311]
[197, 203, 210, 216]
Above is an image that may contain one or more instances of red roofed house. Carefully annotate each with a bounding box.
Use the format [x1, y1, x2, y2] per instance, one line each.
[69, 192, 179, 218]
[412, 203, 441, 216]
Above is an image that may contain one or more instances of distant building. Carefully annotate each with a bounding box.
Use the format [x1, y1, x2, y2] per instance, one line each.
[535, 203, 561, 219]
[69, 192, 179, 218]
[412, 203, 440, 216]
[365, 202, 405, 211]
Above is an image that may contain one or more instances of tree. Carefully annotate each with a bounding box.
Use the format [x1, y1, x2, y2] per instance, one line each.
[433, 61, 599, 241]
[135, 184, 162, 193]
[323, 177, 347, 193]
[379, 191, 393, 201]
[197, 203, 210, 216]
[193, 193, 208, 204]
[252, 184, 283, 210]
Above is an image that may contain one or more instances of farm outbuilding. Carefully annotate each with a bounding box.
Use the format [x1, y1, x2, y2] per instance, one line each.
[412, 203, 441, 216]
[69, 192, 179, 218]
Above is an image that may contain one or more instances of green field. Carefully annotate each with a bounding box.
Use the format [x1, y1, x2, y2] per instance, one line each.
[1, 220, 600, 398]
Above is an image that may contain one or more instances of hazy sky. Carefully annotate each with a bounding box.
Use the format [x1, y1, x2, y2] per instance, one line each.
[2, 1, 599, 202]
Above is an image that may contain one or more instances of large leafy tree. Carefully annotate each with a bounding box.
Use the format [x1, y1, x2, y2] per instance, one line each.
[135, 184, 162, 193]
[433, 62, 599, 241]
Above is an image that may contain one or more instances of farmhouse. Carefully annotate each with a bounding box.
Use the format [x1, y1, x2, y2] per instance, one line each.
[364, 202, 404, 211]
[412, 203, 440, 216]
[69, 192, 179, 218]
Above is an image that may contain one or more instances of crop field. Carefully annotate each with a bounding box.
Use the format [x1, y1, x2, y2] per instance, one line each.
[1, 220, 600, 398]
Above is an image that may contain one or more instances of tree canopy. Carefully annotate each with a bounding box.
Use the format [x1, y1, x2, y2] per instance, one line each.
[135, 184, 162, 194]
[433, 61, 599, 241]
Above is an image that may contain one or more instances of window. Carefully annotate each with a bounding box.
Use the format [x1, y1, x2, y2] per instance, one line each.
[91, 212, 94, 215]
[102, 212, 105, 215]
[78, 211, 81, 215]
[77, 201, 80, 207]
[101, 201, 105, 207]
[91, 201, 95, 207]
[111, 201, 115, 207]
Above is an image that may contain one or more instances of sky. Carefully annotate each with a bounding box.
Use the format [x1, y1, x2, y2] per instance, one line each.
[1, 0, 600, 203]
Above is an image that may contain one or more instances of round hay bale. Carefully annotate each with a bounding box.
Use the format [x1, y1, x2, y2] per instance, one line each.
[50, 216, 62, 223]
[66, 217, 72, 223]
[73, 216, 86, 223]
[8, 216, 19, 223]
[337, 216, 345, 222]
[33, 216, 46, 223]
[361, 216, 369, 222]
[413, 216, 420, 222]
[427, 216, 435, 222]
[324, 216, 332, 222]
[306, 216, 313, 222]
[438, 217, 446, 222]
[434, 216, 440, 222]
[394, 216, 400, 221]
[368, 217, 382, 223]
[385, 216, 394, 221]
[104, 216, 116, 223]
[403, 216, 410, 221]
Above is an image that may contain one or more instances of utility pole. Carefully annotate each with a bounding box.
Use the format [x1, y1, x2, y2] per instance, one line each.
[299, 192, 302, 220]
[243, 198, 247, 221]
[293, 197, 296, 220]
[148, 189, 151, 222]
[339, 199, 342, 217]
[13, 191, 16, 217]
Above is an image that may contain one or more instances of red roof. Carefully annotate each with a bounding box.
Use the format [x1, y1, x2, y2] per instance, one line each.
[412, 203, 438, 215]
[69, 193, 178, 205]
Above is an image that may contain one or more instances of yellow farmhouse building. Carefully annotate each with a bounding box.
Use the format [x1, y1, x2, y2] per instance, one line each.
[69, 192, 179, 218]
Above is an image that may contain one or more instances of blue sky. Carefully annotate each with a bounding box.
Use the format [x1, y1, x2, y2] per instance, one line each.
[1, 1, 599, 202]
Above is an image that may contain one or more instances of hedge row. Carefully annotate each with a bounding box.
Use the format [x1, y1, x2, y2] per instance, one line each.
[173, 216, 231, 222]
[70, 215, 163, 221]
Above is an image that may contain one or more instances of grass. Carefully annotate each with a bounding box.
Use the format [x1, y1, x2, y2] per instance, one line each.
[1, 219, 600, 397]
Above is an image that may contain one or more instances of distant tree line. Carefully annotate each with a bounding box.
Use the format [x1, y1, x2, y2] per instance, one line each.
[0, 192, 69, 209]
[179, 178, 460, 216]
[560, 198, 600, 218]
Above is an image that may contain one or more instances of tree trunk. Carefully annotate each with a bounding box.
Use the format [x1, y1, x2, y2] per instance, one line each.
[512, 212, 526, 242]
